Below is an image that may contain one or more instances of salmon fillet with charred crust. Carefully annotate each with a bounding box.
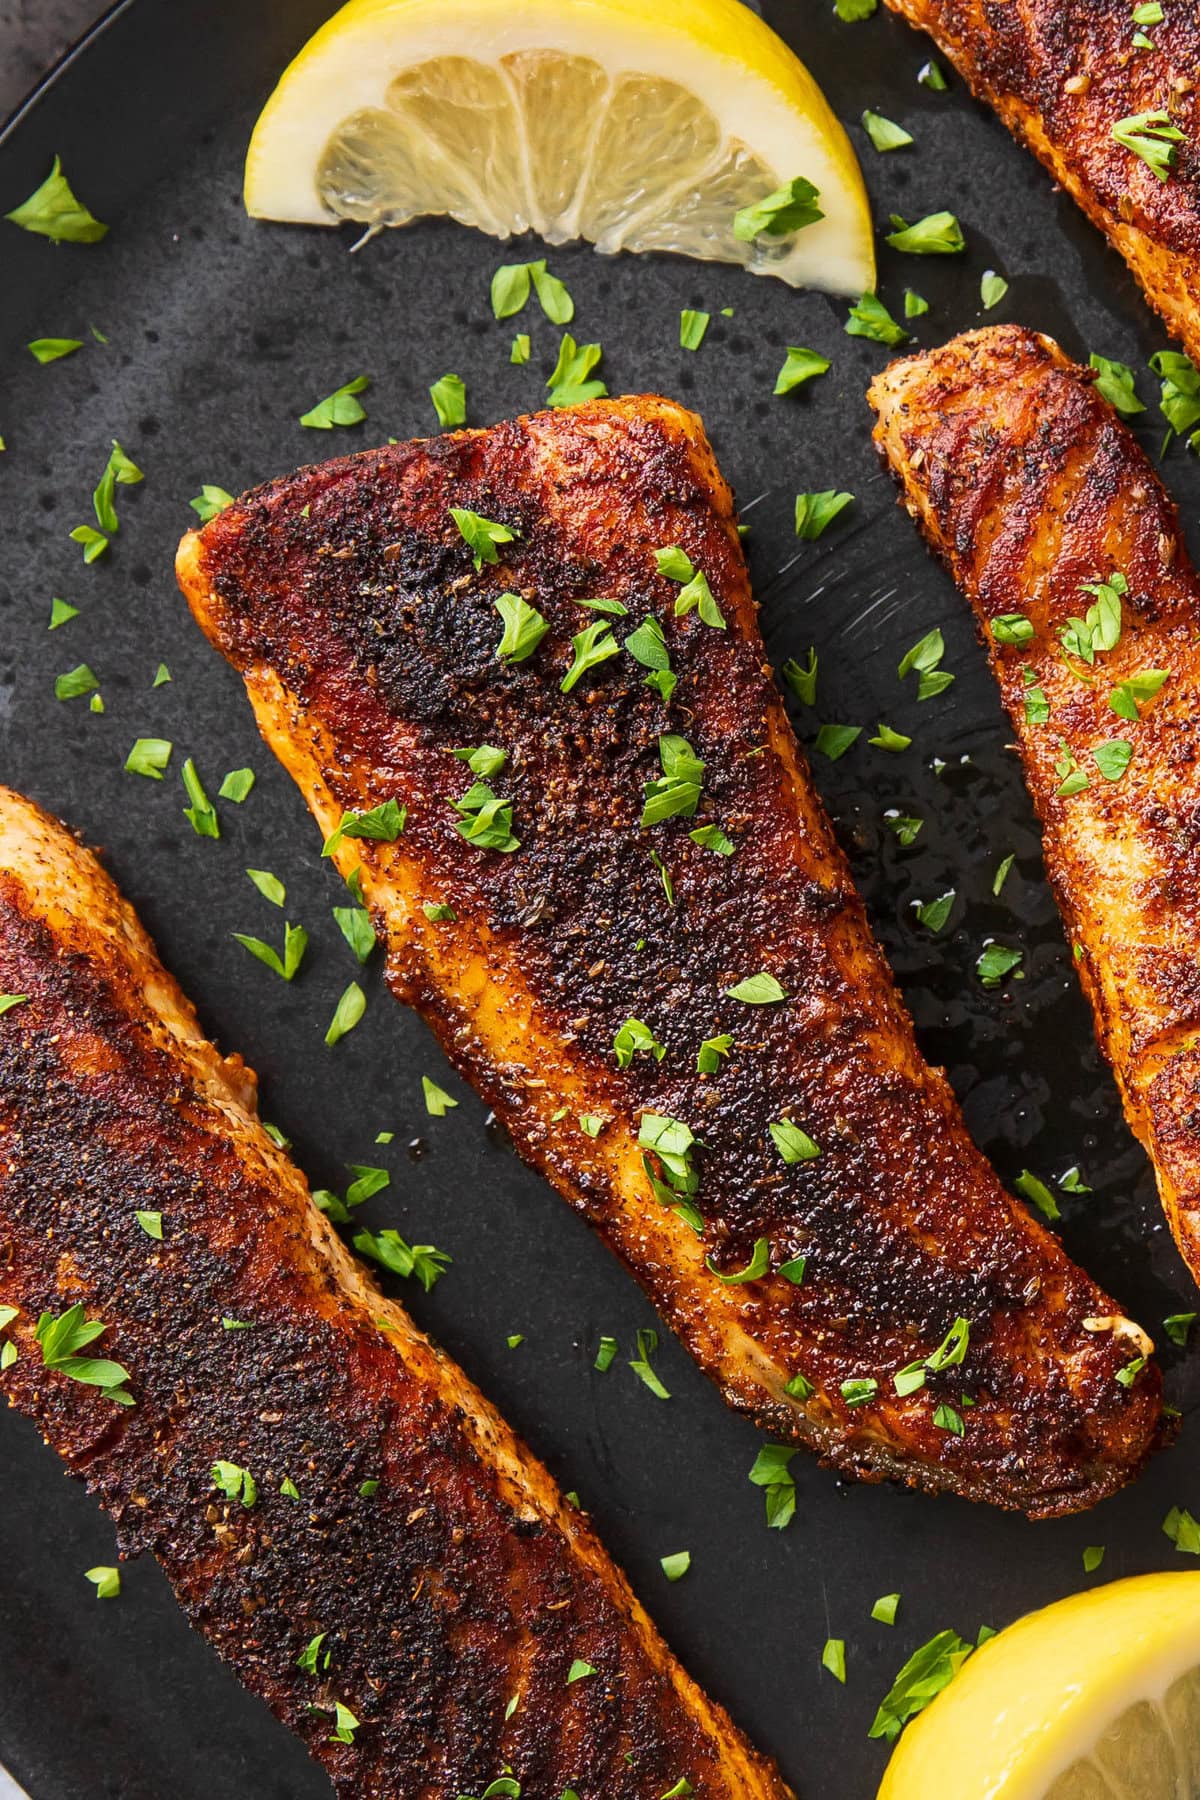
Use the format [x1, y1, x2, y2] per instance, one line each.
[882, 0, 1200, 363]
[0, 784, 791, 1800]
[176, 394, 1165, 1515]
[871, 323, 1200, 1290]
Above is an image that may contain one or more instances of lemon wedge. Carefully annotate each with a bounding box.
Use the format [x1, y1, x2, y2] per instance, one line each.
[878, 1573, 1200, 1800]
[244, 0, 874, 294]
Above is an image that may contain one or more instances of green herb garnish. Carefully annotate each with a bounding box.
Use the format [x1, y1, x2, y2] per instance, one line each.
[733, 176, 823, 242]
[429, 373, 466, 428]
[299, 375, 369, 429]
[5, 156, 108, 242]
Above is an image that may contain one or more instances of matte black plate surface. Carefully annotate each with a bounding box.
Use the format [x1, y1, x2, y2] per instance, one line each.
[2, 4, 1199, 1796]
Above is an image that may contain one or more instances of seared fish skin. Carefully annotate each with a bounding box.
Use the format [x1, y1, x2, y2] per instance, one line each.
[177, 395, 1163, 1517]
[0, 785, 790, 1800]
[882, 0, 1200, 363]
[871, 324, 1200, 1289]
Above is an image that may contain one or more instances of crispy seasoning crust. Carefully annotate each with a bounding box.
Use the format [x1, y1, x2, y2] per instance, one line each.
[0, 785, 790, 1800]
[176, 394, 1164, 1516]
[882, 0, 1200, 362]
[870, 323, 1200, 1287]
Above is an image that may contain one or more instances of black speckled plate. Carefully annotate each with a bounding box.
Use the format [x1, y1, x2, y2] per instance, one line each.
[2, 4, 1199, 1796]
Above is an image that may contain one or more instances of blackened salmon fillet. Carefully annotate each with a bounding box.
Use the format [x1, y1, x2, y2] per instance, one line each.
[0, 782, 791, 1800]
[871, 322, 1200, 1291]
[882, 0, 1200, 363]
[176, 393, 1165, 1516]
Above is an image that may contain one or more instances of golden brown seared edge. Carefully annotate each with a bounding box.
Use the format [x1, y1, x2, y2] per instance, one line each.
[0, 786, 790, 1800]
[871, 324, 1200, 1288]
[883, 0, 1200, 362]
[177, 394, 1164, 1518]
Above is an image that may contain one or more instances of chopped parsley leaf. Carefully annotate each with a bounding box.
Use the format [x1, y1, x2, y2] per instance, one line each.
[1016, 1168, 1060, 1221]
[918, 59, 949, 90]
[781, 648, 818, 707]
[813, 723, 861, 760]
[189, 484, 235, 521]
[629, 1327, 671, 1399]
[491, 258, 574, 324]
[1110, 669, 1168, 719]
[495, 591, 549, 662]
[886, 211, 965, 255]
[322, 798, 406, 857]
[885, 813, 923, 846]
[748, 1442, 799, 1529]
[422, 1075, 458, 1116]
[232, 922, 307, 982]
[34, 1306, 134, 1406]
[822, 1639, 847, 1683]
[733, 176, 823, 242]
[614, 1017, 666, 1069]
[125, 737, 172, 780]
[846, 293, 911, 346]
[661, 1551, 691, 1581]
[1094, 738, 1133, 782]
[1164, 1312, 1196, 1347]
[869, 723, 911, 751]
[85, 1566, 120, 1599]
[562, 620, 620, 691]
[48, 596, 78, 630]
[29, 337, 82, 363]
[993, 853, 1015, 896]
[1150, 350, 1200, 443]
[977, 942, 1023, 988]
[218, 767, 254, 802]
[862, 111, 912, 152]
[706, 1237, 770, 1284]
[1089, 353, 1145, 417]
[642, 733, 705, 827]
[135, 1210, 163, 1240]
[872, 1594, 900, 1625]
[332, 904, 376, 964]
[5, 156, 108, 241]
[353, 1227, 450, 1291]
[775, 346, 830, 395]
[181, 757, 219, 838]
[299, 375, 369, 429]
[980, 269, 1008, 310]
[546, 333, 607, 407]
[1083, 1545, 1106, 1573]
[55, 662, 99, 701]
[680, 309, 710, 351]
[452, 780, 520, 852]
[690, 823, 735, 855]
[914, 891, 955, 933]
[904, 288, 930, 318]
[870, 1630, 975, 1741]
[325, 981, 366, 1047]
[1164, 1506, 1200, 1553]
[726, 971, 787, 1004]
[1112, 109, 1183, 180]
[429, 373, 466, 429]
[770, 1121, 820, 1163]
[451, 506, 518, 571]
[696, 1033, 733, 1073]
[246, 868, 285, 907]
[795, 490, 854, 540]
